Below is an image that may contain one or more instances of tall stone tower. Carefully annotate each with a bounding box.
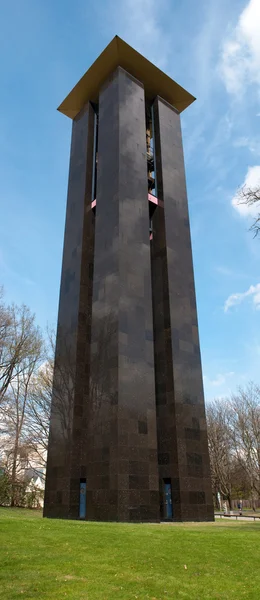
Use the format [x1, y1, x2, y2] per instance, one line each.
[44, 36, 214, 522]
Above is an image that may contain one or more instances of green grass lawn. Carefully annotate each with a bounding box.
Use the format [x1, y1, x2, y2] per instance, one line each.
[0, 508, 260, 600]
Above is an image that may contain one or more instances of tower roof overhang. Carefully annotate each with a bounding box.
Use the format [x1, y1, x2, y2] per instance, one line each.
[58, 36, 195, 119]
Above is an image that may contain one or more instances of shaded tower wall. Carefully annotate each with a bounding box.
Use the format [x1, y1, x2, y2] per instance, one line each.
[151, 97, 213, 520]
[44, 103, 95, 518]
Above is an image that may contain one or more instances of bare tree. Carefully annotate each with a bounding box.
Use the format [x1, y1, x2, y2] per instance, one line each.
[0, 288, 12, 398]
[238, 185, 260, 237]
[0, 299, 43, 404]
[206, 400, 234, 510]
[0, 319, 44, 505]
[25, 359, 53, 478]
[207, 384, 260, 511]
[228, 383, 260, 509]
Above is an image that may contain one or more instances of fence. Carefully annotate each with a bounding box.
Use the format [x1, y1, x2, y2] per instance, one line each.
[215, 512, 260, 522]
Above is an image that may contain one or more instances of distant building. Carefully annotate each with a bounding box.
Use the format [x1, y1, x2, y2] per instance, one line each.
[26, 474, 45, 508]
[0, 427, 46, 507]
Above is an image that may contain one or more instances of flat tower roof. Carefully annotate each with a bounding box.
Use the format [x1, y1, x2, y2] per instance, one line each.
[58, 36, 195, 119]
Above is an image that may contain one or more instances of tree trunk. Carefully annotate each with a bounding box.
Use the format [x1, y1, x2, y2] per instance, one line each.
[10, 437, 19, 507]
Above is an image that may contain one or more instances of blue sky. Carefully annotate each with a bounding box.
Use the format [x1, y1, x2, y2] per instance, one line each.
[0, 0, 260, 400]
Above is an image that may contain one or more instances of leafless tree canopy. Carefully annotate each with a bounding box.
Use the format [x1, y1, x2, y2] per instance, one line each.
[238, 185, 260, 237]
[25, 360, 53, 477]
[207, 383, 260, 510]
[206, 399, 233, 509]
[0, 290, 47, 505]
[229, 383, 260, 503]
[0, 295, 43, 403]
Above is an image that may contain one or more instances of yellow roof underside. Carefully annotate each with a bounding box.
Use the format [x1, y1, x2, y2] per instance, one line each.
[58, 36, 195, 119]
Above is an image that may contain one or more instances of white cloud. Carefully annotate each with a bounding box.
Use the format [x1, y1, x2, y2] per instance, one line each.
[220, 0, 260, 95]
[224, 282, 260, 312]
[231, 165, 260, 216]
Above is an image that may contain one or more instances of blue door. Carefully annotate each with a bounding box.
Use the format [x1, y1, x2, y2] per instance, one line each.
[164, 481, 173, 519]
[79, 481, 86, 519]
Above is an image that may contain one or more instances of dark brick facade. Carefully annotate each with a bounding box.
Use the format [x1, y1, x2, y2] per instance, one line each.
[152, 97, 213, 521]
[44, 65, 214, 522]
[44, 102, 95, 519]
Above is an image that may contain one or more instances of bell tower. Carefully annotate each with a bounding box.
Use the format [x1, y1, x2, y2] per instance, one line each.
[44, 36, 214, 522]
